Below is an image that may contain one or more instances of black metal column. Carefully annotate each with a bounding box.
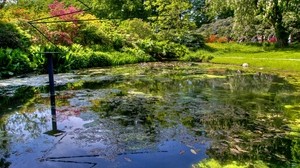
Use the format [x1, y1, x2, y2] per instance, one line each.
[46, 53, 57, 131]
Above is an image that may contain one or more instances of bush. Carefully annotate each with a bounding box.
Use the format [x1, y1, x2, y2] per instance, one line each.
[68, 44, 92, 69]
[90, 44, 115, 52]
[29, 45, 71, 73]
[137, 39, 189, 60]
[206, 35, 218, 43]
[112, 34, 126, 51]
[217, 36, 228, 43]
[77, 15, 112, 46]
[289, 42, 300, 49]
[107, 50, 153, 65]
[118, 18, 154, 40]
[0, 21, 31, 49]
[122, 47, 153, 61]
[108, 52, 133, 65]
[197, 17, 233, 39]
[177, 32, 205, 50]
[0, 48, 32, 78]
[0, 49, 12, 68]
[0, 48, 13, 78]
[121, 47, 154, 64]
[28, 45, 46, 72]
[180, 50, 214, 62]
[46, 46, 71, 73]
[9, 49, 32, 74]
[89, 52, 112, 67]
[161, 30, 205, 50]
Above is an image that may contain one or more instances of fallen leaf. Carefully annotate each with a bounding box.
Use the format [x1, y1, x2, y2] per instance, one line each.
[220, 143, 228, 147]
[124, 157, 132, 162]
[274, 154, 286, 160]
[230, 148, 240, 154]
[190, 149, 197, 155]
[235, 145, 243, 151]
[179, 150, 185, 155]
[186, 144, 194, 149]
[233, 138, 242, 143]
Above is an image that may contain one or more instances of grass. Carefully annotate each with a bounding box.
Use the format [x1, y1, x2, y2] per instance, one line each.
[202, 43, 300, 72]
[193, 43, 300, 168]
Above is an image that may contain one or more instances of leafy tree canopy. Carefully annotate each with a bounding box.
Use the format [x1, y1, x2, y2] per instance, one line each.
[207, 0, 300, 47]
[93, 0, 149, 20]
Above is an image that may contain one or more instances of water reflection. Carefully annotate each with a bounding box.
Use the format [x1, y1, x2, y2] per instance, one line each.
[0, 63, 299, 167]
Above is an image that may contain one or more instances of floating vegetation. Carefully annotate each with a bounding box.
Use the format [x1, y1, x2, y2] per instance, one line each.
[0, 62, 300, 167]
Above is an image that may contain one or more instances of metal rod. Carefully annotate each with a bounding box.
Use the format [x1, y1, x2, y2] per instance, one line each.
[31, 18, 107, 24]
[28, 9, 88, 23]
[28, 22, 60, 50]
[46, 53, 57, 131]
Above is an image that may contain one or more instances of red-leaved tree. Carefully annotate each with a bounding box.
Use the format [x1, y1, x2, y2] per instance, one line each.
[46, 0, 83, 45]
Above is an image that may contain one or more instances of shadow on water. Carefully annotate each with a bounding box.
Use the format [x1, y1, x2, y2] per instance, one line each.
[0, 62, 300, 167]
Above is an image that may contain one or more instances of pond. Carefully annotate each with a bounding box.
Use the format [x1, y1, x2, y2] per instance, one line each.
[0, 62, 300, 168]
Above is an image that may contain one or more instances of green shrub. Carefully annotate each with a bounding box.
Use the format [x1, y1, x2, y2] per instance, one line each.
[180, 50, 214, 62]
[77, 15, 116, 46]
[0, 48, 13, 78]
[29, 45, 71, 73]
[112, 34, 126, 51]
[137, 39, 189, 60]
[46, 45, 71, 73]
[0, 21, 31, 49]
[109, 52, 136, 65]
[9, 49, 32, 74]
[107, 50, 152, 65]
[171, 32, 205, 51]
[68, 44, 92, 69]
[122, 47, 153, 62]
[0, 48, 32, 78]
[89, 52, 112, 67]
[77, 21, 111, 46]
[69, 52, 90, 69]
[0, 48, 12, 68]
[90, 44, 115, 52]
[28, 45, 46, 72]
[118, 18, 154, 40]
[289, 42, 300, 49]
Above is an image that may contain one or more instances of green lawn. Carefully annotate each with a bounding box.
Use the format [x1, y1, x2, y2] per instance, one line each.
[205, 43, 300, 72]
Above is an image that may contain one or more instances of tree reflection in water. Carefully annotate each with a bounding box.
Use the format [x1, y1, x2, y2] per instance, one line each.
[0, 63, 299, 167]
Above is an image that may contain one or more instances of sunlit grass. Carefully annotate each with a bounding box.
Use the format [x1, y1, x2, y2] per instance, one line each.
[194, 159, 269, 168]
[212, 57, 300, 71]
[204, 43, 300, 72]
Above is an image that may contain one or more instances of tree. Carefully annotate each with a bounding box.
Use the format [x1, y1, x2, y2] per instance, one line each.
[207, 0, 300, 47]
[144, 0, 194, 33]
[0, 21, 31, 49]
[189, 0, 210, 27]
[93, 0, 149, 20]
[44, 0, 83, 45]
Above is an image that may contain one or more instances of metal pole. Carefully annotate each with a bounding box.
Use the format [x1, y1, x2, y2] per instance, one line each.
[46, 52, 57, 131]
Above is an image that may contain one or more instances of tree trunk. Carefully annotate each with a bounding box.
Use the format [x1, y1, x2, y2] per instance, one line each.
[272, 0, 289, 47]
[275, 23, 289, 47]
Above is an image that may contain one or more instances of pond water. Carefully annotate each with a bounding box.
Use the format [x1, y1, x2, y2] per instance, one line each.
[0, 62, 300, 168]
